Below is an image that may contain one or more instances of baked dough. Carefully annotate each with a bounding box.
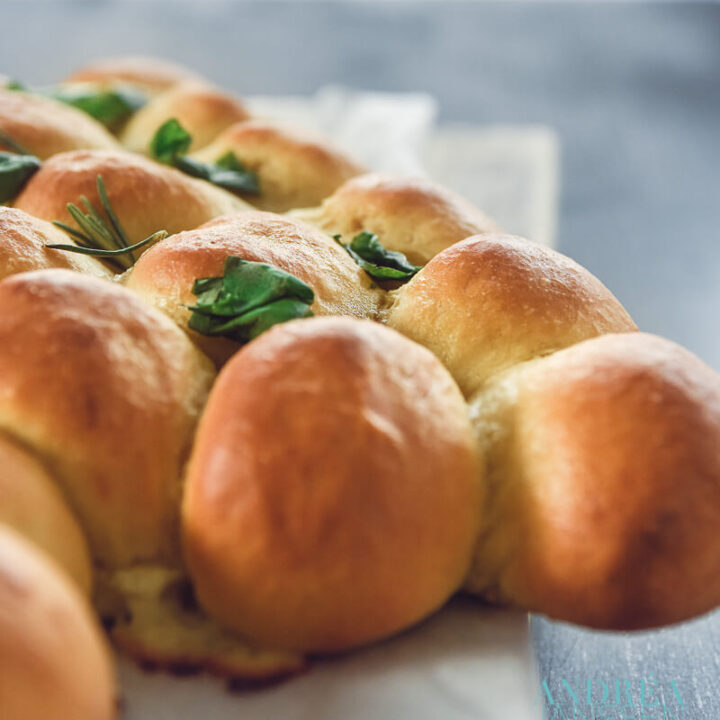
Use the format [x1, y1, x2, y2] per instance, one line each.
[13, 149, 251, 251]
[292, 172, 499, 264]
[123, 211, 383, 365]
[0, 88, 120, 159]
[0, 269, 215, 568]
[0, 527, 116, 720]
[183, 317, 482, 651]
[190, 121, 364, 212]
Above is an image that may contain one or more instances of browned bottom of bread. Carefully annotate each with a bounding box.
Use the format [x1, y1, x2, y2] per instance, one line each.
[100, 566, 308, 685]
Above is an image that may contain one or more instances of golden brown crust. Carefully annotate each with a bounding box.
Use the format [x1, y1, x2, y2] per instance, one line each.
[0, 89, 120, 159]
[0, 206, 112, 281]
[0, 527, 116, 720]
[123, 211, 383, 365]
[466, 332, 720, 630]
[12, 149, 251, 251]
[66, 55, 204, 94]
[183, 317, 482, 652]
[0, 269, 216, 568]
[191, 121, 364, 212]
[291, 172, 499, 264]
[0, 433, 93, 594]
[121, 81, 250, 154]
[387, 234, 637, 395]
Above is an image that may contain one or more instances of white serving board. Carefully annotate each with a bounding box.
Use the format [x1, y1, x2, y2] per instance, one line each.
[119, 600, 540, 720]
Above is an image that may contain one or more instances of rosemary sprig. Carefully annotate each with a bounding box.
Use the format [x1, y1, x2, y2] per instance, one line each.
[48, 175, 167, 271]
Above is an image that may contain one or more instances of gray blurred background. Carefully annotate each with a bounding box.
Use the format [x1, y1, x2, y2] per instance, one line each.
[2, 1, 719, 717]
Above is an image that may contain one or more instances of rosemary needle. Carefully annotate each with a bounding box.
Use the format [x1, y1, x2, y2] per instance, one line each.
[49, 175, 167, 271]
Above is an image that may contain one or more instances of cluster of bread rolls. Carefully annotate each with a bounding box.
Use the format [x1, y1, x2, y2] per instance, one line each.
[1, 55, 719, 717]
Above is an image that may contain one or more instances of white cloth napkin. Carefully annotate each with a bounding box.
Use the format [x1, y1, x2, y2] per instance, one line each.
[248, 87, 559, 248]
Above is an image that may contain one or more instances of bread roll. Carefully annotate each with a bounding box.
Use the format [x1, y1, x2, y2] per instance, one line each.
[66, 55, 204, 95]
[387, 234, 636, 395]
[0, 88, 120, 159]
[0, 526, 116, 720]
[465, 332, 720, 630]
[0, 269, 215, 568]
[123, 211, 383, 365]
[183, 317, 481, 652]
[0, 433, 92, 594]
[189, 121, 364, 212]
[0, 206, 111, 281]
[121, 81, 250, 154]
[12, 149, 251, 252]
[291, 173, 498, 265]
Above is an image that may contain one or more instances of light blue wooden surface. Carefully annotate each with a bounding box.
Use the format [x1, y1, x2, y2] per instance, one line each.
[2, 2, 719, 717]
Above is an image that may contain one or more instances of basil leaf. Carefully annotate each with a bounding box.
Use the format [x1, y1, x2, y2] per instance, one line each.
[215, 150, 260, 194]
[149, 120, 260, 195]
[335, 231, 423, 282]
[174, 154, 259, 195]
[48, 86, 146, 129]
[191, 276, 224, 307]
[188, 256, 314, 344]
[0, 153, 41, 203]
[150, 118, 192, 164]
[189, 298, 312, 343]
[4, 80, 25, 91]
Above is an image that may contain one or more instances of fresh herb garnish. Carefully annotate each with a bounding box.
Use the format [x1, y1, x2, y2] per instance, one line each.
[0, 153, 41, 203]
[0, 128, 41, 204]
[4, 81, 145, 130]
[334, 231, 423, 282]
[188, 256, 314, 344]
[48, 175, 167, 271]
[149, 117, 192, 162]
[150, 118, 260, 195]
[47, 86, 147, 130]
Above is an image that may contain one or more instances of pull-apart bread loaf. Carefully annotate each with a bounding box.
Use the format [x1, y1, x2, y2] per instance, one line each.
[183, 317, 482, 652]
[0, 88, 120, 159]
[292, 172, 499, 265]
[124, 211, 383, 364]
[12, 149, 250, 248]
[2, 54, 719, 694]
[0, 527, 116, 720]
[189, 121, 364, 212]
[465, 332, 720, 630]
